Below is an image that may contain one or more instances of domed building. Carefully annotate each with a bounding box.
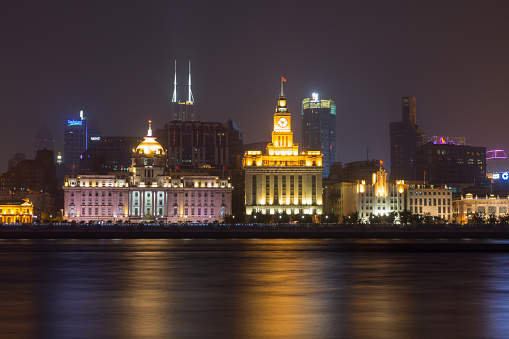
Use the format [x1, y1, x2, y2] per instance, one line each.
[130, 120, 167, 187]
[64, 121, 233, 224]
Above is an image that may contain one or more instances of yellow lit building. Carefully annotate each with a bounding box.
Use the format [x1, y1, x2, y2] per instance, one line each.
[323, 165, 453, 222]
[0, 199, 33, 224]
[243, 81, 323, 216]
[453, 193, 509, 224]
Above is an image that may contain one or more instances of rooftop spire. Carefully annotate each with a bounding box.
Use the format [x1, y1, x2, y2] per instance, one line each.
[172, 60, 177, 103]
[147, 120, 152, 137]
[188, 61, 194, 103]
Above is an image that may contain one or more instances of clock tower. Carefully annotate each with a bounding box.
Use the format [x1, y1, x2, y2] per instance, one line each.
[267, 81, 298, 156]
[243, 78, 324, 219]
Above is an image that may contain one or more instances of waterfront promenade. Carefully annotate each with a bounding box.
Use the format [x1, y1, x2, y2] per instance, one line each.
[2, 223, 509, 240]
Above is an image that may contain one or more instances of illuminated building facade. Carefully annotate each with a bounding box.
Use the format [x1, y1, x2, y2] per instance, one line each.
[407, 185, 452, 221]
[0, 199, 33, 224]
[453, 193, 509, 224]
[323, 182, 357, 219]
[63, 174, 129, 221]
[355, 167, 406, 221]
[323, 167, 452, 221]
[301, 93, 336, 178]
[64, 110, 102, 174]
[243, 82, 324, 216]
[156, 119, 243, 170]
[415, 143, 486, 185]
[171, 61, 197, 122]
[64, 121, 233, 223]
[390, 97, 427, 181]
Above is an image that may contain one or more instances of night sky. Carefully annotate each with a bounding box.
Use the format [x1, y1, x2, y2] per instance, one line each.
[2, 0, 509, 173]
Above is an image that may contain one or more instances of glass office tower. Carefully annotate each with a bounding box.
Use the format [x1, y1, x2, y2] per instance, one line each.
[301, 93, 336, 178]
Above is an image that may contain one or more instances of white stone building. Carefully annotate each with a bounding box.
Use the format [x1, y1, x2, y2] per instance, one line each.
[63, 122, 232, 223]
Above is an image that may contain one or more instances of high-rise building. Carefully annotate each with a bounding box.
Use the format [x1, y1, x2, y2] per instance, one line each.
[33, 121, 54, 158]
[301, 93, 336, 178]
[243, 79, 324, 217]
[80, 136, 144, 174]
[390, 97, 427, 181]
[156, 119, 243, 170]
[171, 61, 197, 122]
[415, 142, 486, 185]
[63, 110, 102, 173]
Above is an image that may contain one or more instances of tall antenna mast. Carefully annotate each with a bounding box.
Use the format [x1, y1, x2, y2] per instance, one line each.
[188, 61, 194, 103]
[172, 60, 177, 103]
[281, 76, 286, 97]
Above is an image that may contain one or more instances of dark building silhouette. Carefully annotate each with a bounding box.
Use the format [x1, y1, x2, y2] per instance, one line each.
[80, 136, 144, 174]
[327, 160, 383, 183]
[390, 97, 427, 181]
[156, 119, 243, 170]
[415, 142, 486, 185]
[33, 121, 54, 158]
[301, 94, 336, 178]
[1, 150, 57, 195]
[8, 153, 26, 171]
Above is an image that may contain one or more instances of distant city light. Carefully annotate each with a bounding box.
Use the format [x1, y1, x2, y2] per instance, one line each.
[311, 93, 319, 102]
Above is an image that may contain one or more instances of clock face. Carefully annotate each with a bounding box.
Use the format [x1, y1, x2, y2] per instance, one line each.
[277, 117, 288, 128]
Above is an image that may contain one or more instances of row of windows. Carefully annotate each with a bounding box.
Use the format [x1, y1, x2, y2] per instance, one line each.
[410, 198, 450, 206]
[409, 191, 451, 196]
[69, 207, 124, 217]
[410, 206, 451, 214]
[468, 206, 508, 214]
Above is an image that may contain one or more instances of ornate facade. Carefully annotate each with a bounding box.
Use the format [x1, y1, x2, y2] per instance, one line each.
[453, 193, 509, 224]
[63, 122, 232, 223]
[0, 199, 33, 224]
[243, 82, 324, 216]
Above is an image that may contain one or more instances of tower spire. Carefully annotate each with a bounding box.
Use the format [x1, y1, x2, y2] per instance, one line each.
[280, 76, 286, 97]
[172, 60, 177, 103]
[147, 120, 152, 137]
[188, 61, 194, 103]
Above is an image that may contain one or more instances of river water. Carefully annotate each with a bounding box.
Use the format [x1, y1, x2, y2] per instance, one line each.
[1, 239, 509, 339]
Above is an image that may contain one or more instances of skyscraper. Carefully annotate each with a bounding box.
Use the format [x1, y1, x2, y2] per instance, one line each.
[64, 110, 102, 174]
[33, 121, 54, 159]
[389, 97, 427, 181]
[171, 61, 197, 122]
[156, 119, 243, 170]
[301, 93, 336, 178]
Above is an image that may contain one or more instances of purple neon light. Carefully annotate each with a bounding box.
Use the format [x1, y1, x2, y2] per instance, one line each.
[487, 149, 507, 160]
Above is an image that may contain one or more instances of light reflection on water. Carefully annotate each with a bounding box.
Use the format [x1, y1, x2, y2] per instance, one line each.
[0, 239, 509, 338]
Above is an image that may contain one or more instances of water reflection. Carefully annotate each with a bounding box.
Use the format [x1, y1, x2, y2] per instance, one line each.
[0, 239, 508, 338]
